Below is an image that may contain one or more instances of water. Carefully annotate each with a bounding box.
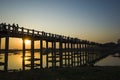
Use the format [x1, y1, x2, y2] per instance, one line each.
[0, 51, 42, 70]
[0, 52, 120, 70]
[95, 54, 120, 66]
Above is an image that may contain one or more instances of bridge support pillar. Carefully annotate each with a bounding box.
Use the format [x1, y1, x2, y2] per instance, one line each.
[79, 42, 81, 66]
[68, 42, 73, 67]
[81, 43, 83, 65]
[86, 42, 89, 65]
[64, 42, 67, 67]
[0, 37, 1, 68]
[79, 42, 82, 66]
[51, 41, 54, 68]
[68, 42, 70, 67]
[52, 41, 56, 68]
[0, 38, 1, 50]
[31, 38, 34, 70]
[59, 38, 63, 68]
[53, 42, 57, 67]
[4, 36, 9, 72]
[87, 42, 90, 65]
[22, 38, 25, 70]
[83, 44, 85, 65]
[40, 39, 43, 69]
[77, 43, 79, 66]
[71, 43, 75, 67]
[85, 43, 87, 65]
[46, 41, 48, 68]
[0, 38, 1, 56]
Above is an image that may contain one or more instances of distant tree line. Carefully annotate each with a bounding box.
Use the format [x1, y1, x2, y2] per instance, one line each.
[101, 39, 120, 53]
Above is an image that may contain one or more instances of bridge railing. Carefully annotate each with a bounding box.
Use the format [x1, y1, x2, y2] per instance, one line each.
[0, 23, 65, 39]
[0, 23, 103, 45]
[0, 23, 73, 41]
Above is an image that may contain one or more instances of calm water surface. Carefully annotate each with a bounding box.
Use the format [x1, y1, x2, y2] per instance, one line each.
[0, 51, 47, 70]
[95, 54, 120, 66]
[0, 52, 120, 70]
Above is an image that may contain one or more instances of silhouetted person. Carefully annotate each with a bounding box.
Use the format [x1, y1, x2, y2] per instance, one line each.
[12, 23, 16, 32]
[0, 23, 3, 31]
[3, 23, 7, 31]
[15, 24, 19, 33]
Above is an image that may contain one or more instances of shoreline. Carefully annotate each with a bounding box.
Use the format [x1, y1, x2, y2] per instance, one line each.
[0, 66, 120, 80]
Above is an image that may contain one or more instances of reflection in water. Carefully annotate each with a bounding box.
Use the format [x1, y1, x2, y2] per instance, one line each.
[0, 52, 120, 70]
[95, 54, 120, 66]
[0, 51, 47, 70]
[0, 54, 4, 70]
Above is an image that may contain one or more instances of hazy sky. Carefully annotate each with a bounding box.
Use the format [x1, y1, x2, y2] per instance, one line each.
[0, 0, 120, 43]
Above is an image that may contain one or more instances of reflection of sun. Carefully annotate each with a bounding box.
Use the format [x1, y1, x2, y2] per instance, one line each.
[25, 40, 31, 45]
[24, 57, 30, 61]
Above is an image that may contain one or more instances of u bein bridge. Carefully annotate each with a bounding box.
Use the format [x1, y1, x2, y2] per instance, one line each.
[0, 23, 115, 72]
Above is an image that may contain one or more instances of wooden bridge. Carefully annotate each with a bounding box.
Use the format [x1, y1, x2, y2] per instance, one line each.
[0, 23, 111, 72]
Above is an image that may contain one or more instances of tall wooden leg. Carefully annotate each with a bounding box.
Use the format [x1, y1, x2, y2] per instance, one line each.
[4, 36, 9, 72]
[40, 39, 43, 69]
[46, 41, 48, 68]
[31, 39, 34, 70]
[22, 38, 25, 70]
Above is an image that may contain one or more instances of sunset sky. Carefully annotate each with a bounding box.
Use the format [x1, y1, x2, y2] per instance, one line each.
[0, 0, 120, 48]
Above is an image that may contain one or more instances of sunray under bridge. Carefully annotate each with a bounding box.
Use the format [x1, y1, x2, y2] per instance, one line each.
[0, 23, 115, 72]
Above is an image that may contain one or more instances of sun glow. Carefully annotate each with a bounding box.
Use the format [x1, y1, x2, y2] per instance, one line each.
[25, 40, 31, 45]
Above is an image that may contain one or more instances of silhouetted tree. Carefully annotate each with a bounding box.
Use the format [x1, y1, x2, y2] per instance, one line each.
[117, 39, 120, 44]
[103, 42, 116, 47]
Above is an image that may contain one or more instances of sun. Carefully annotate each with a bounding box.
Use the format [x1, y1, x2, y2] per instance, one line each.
[25, 40, 31, 45]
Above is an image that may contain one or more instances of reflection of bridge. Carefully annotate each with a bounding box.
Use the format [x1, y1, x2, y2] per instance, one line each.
[0, 23, 112, 71]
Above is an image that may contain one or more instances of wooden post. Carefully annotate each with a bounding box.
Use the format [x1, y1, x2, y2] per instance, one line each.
[87, 42, 90, 64]
[59, 36, 63, 67]
[78, 41, 81, 66]
[68, 42, 70, 67]
[85, 42, 87, 65]
[0, 38, 1, 50]
[64, 42, 67, 67]
[77, 43, 79, 66]
[79, 42, 82, 66]
[31, 38, 34, 70]
[71, 43, 73, 67]
[46, 41, 48, 68]
[89, 43, 92, 64]
[87, 42, 89, 65]
[22, 38, 25, 70]
[51, 41, 54, 68]
[4, 36, 9, 72]
[0, 38, 1, 55]
[83, 44, 85, 65]
[73, 43, 75, 67]
[53, 41, 56, 67]
[91, 44, 94, 63]
[52, 41, 56, 68]
[40, 39, 43, 69]
[31, 30, 34, 70]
